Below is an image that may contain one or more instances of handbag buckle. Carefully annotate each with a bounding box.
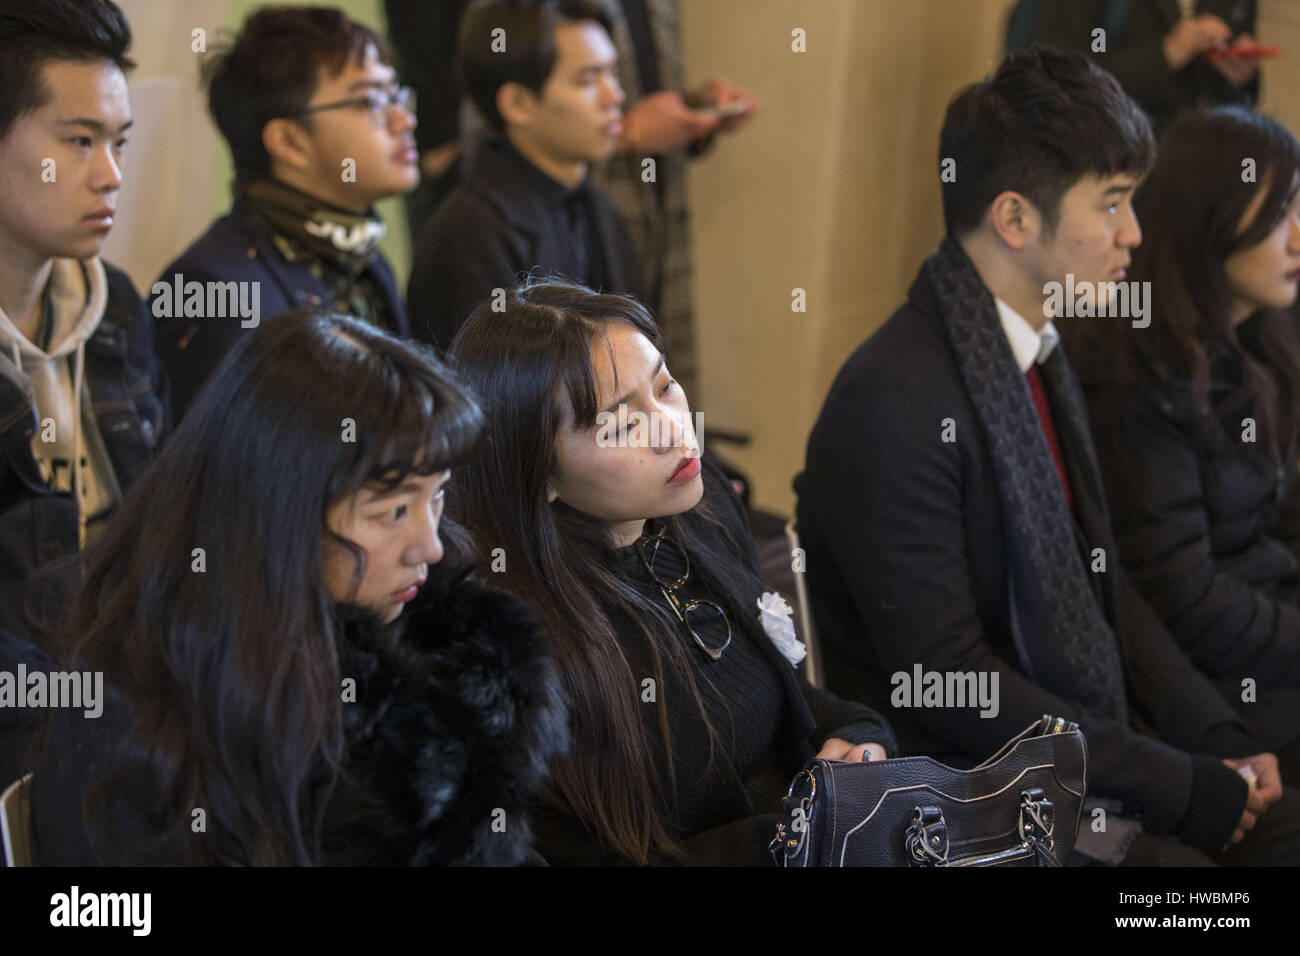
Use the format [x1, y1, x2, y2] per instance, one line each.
[770, 770, 818, 864]
[769, 822, 788, 859]
[905, 806, 948, 866]
[1018, 788, 1055, 846]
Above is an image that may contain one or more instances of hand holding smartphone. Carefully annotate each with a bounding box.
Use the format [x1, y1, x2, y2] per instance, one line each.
[697, 99, 754, 119]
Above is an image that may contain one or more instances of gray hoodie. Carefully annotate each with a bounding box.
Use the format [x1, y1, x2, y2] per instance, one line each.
[0, 258, 122, 546]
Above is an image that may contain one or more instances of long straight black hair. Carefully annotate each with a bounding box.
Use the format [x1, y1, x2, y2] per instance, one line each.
[448, 278, 769, 864]
[1069, 106, 1300, 463]
[32, 310, 483, 865]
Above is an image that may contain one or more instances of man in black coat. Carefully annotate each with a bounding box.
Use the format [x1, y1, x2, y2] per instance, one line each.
[152, 7, 413, 423]
[796, 47, 1300, 865]
[407, 0, 646, 351]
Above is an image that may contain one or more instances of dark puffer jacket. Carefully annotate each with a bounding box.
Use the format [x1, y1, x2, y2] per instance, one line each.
[1068, 321, 1300, 691]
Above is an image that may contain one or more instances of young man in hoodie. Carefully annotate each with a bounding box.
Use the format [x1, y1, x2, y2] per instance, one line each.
[0, 0, 166, 781]
[152, 6, 417, 423]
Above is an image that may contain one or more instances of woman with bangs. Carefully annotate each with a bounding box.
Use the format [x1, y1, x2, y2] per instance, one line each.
[448, 278, 896, 866]
[26, 310, 567, 865]
[1063, 106, 1300, 783]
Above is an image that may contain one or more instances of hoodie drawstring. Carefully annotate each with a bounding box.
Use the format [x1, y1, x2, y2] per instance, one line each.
[72, 341, 85, 544]
[13, 335, 88, 545]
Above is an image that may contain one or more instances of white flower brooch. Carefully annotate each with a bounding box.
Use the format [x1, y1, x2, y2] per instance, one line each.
[757, 591, 806, 666]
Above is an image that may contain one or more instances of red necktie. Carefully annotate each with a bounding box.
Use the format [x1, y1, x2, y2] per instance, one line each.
[1025, 364, 1074, 514]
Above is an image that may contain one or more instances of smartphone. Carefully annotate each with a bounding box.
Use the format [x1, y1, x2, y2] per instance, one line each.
[1205, 42, 1280, 60]
[698, 100, 752, 118]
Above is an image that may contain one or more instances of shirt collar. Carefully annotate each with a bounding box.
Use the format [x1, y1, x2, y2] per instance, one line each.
[995, 297, 1059, 373]
[494, 135, 587, 206]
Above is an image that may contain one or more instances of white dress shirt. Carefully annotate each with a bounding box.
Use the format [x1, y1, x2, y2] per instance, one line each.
[996, 297, 1060, 374]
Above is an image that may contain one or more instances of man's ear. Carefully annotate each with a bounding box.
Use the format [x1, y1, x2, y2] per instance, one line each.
[497, 81, 539, 129]
[987, 190, 1037, 252]
[262, 117, 313, 172]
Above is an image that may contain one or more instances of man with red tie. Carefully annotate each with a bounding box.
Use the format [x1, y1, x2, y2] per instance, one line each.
[795, 46, 1300, 865]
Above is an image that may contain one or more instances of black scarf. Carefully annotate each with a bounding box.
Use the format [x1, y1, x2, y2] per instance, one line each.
[923, 236, 1129, 723]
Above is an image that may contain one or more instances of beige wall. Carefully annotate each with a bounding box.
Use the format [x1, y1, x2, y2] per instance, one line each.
[681, 0, 1016, 515]
[100, 0, 228, 290]
[1258, 0, 1300, 129]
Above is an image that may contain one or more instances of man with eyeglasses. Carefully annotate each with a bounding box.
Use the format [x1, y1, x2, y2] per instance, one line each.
[152, 6, 416, 422]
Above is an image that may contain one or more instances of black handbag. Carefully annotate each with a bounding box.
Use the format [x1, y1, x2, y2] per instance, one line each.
[770, 715, 1086, 867]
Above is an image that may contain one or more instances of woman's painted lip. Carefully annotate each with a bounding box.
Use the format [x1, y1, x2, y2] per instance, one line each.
[668, 456, 702, 484]
[392, 585, 419, 603]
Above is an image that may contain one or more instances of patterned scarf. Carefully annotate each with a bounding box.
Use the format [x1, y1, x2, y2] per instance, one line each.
[241, 178, 386, 272]
[923, 236, 1129, 723]
[240, 178, 394, 326]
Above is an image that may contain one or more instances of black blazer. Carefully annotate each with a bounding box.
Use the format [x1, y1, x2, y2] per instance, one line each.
[795, 259, 1257, 852]
[406, 135, 647, 351]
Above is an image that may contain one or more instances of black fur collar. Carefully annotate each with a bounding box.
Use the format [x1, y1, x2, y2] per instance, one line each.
[323, 567, 568, 865]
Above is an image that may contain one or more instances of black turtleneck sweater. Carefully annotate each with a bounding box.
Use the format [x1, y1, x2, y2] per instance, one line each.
[531, 456, 897, 866]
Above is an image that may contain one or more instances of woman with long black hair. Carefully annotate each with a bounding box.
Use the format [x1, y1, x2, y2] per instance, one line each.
[448, 278, 896, 865]
[27, 310, 567, 865]
[1063, 106, 1300, 782]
